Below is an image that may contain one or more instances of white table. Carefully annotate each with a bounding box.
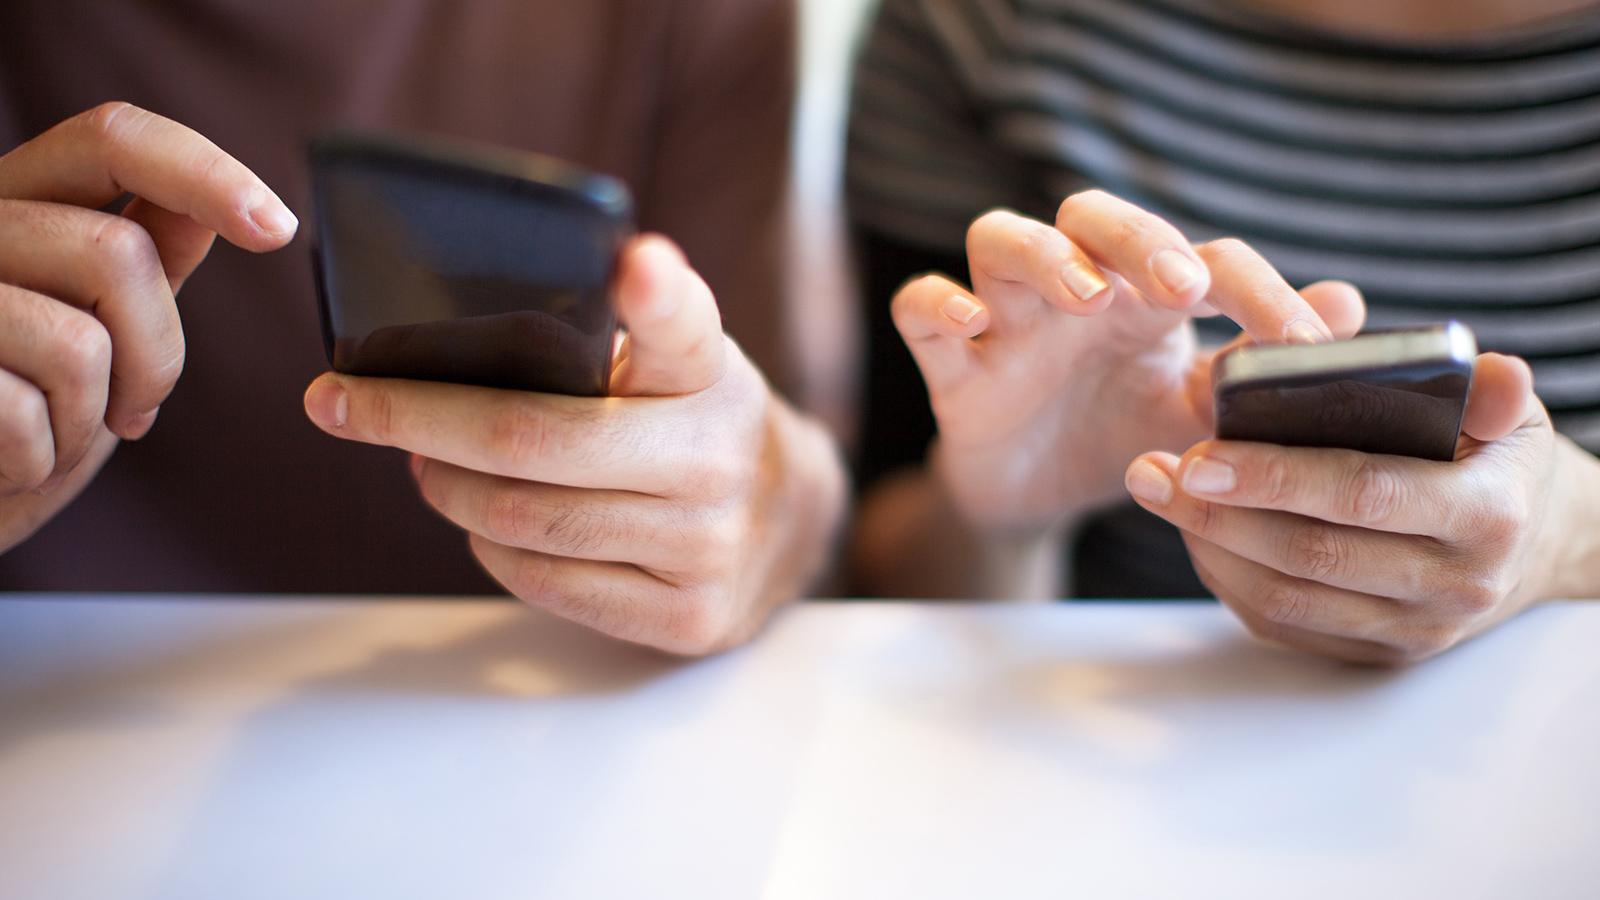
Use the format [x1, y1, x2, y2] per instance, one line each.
[1, 596, 1596, 899]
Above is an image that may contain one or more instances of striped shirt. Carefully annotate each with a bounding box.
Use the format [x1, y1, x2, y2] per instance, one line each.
[847, 0, 1600, 451]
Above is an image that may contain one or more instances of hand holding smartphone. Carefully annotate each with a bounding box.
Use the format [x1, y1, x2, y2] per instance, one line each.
[1212, 322, 1477, 461]
[309, 133, 633, 396]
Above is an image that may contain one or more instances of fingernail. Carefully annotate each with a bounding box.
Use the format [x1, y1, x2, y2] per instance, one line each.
[1152, 249, 1203, 296]
[942, 295, 983, 325]
[247, 186, 299, 238]
[1061, 261, 1111, 304]
[1286, 321, 1325, 345]
[307, 380, 349, 429]
[1182, 457, 1237, 496]
[1126, 459, 1174, 506]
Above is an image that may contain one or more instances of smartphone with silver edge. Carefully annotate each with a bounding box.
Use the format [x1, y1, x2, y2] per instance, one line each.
[309, 132, 634, 396]
[1212, 322, 1477, 461]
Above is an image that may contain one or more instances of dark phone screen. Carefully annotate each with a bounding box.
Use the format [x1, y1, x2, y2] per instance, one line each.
[311, 140, 631, 396]
[1214, 362, 1470, 461]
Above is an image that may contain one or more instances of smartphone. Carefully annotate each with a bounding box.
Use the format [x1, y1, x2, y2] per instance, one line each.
[308, 132, 634, 396]
[1212, 322, 1477, 461]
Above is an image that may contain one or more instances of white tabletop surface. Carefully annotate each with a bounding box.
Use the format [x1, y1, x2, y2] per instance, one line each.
[1, 595, 1597, 899]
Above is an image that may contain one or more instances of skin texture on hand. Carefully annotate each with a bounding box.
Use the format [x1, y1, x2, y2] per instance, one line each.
[304, 235, 849, 655]
[890, 195, 1353, 533]
[852, 191, 1358, 599]
[1125, 351, 1600, 664]
[0, 102, 297, 552]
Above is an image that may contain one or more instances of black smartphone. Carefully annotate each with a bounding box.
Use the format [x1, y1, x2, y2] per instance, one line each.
[308, 132, 634, 396]
[1212, 322, 1477, 461]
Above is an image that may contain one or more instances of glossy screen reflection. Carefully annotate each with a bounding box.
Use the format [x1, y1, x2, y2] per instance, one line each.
[1215, 367, 1471, 461]
[311, 136, 633, 396]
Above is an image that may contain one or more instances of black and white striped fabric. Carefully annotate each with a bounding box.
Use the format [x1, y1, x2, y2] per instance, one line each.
[847, 0, 1600, 450]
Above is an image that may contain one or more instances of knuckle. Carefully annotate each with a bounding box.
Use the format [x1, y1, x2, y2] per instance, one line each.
[890, 277, 931, 319]
[678, 504, 744, 578]
[500, 547, 599, 623]
[717, 443, 759, 499]
[1057, 189, 1110, 222]
[486, 402, 549, 470]
[1471, 492, 1529, 544]
[1346, 459, 1406, 527]
[1013, 220, 1051, 257]
[1204, 237, 1253, 261]
[482, 488, 538, 548]
[504, 551, 579, 614]
[54, 312, 113, 384]
[662, 585, 734, 656]
[89, 215, 161, 280]
[362, 384, 399, 444]
[0, 388, 52, 490]
[540, 501, 631, 557]
[79, 101, 142, 148]
[1433, 569, 1502, 616]
[967, 208, 1013, 240]
[677, 425, 754, 502]
[1106, 212, 1158, 251]
[895, 274, 959, 314]
[147, 330, 187, 396]
[1255, 448, 1296, 507]
[1200, 237, 1268, 278]
[1256, 576, 1317, 628]
[1285, 521, 1346, 582]
[193, 144, 235, 191]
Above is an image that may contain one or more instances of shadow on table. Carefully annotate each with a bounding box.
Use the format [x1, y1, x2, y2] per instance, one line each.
[0, 603, 689, 761]
[132, 606, 742, 899]
[310, 605, 688, 699]
[955, 609, 1549, 854]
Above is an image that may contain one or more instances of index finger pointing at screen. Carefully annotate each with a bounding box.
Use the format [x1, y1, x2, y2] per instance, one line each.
[1194, 238, 1340, 346]
[0, 102, 297, 254]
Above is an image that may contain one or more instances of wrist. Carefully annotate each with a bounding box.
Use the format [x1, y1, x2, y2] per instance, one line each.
[1532, 436, 1600, 601]
[763, 397, 851, 599]
[928, 442, 1070, 599]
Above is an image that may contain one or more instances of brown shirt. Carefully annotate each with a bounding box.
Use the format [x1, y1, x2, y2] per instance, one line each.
[0, 0, 795, 592]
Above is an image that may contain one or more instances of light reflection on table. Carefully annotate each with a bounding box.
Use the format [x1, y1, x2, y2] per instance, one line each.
[1, 596, 1596, 899]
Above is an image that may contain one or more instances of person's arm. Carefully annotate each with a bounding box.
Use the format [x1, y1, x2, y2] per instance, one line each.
[842, 0, 1157, 599]
[851, 462, 1068, 599]
[846, 229, 1011, 597]
[866, 189, 1590, 663]
[0, 103, 296, 552]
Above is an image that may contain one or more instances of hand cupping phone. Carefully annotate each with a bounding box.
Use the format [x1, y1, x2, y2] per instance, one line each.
[309, 133, 634, 396]
[1212, 322, 1477, 461]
